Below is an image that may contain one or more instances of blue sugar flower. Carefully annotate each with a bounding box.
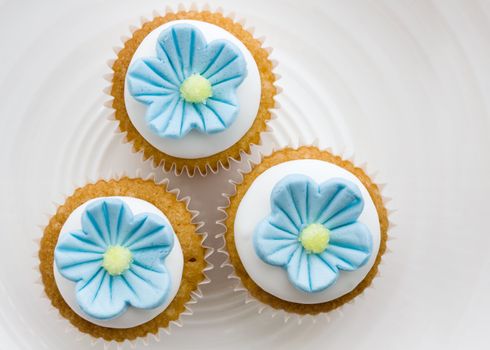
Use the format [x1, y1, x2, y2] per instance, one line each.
[54, 198, 174, 320]
[254, 175, 373, 293]
[127, 23, 247, 139]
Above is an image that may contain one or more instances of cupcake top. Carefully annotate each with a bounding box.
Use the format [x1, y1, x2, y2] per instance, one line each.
[234, 159, 381, 304]
[124, 20, 261, 159]
[53, 196, 183, 328]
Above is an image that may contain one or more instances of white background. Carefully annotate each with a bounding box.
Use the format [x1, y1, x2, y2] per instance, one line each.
[0, 0, 489, 349]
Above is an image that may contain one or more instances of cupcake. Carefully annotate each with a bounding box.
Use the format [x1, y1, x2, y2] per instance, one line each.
[38, 177, 209, 342]
[109, 7, 277, 175]
[221, 146, 389, 315]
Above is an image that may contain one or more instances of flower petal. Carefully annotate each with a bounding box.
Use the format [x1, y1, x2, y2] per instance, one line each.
[144, 94, 180, 124]
[286, 247, 338, 293]
[254, 219, 300, 266]
[149, 97, 236, 137]
[118, 262, 170, 309]
[117, 212, 168, 247]
[285, 247, 307, 289]
[107, 199, 132, 245]
[195, 101, 233, 133]
[73, 238, 173, 319]
[322, 222, 373, 271]
[310, 178, 364, 229]
[127, 57, 181, 104]
[268, 175, 309, 232]
[170, 93, 240, 135]
[146, 97, 180, 135]
[76, 268, 140, 320]
[159, 98, 185, 138]
[308, 254, 339, 291]
[83, 199, 134, 246]
[175, 25, 208, 77]
[184, 103, 210, 132]
[203, 96, 239, 131]
[179, 102, 209, 134]
[77, 262, 170, 320]
[147, 98, 187, 139]
[55, 231, 104, 281]
[329, 222, 373, 254]
[127, 219, 174, 270]
[156, 24, 208, 82]
[201, 40, 246, 89]
[80, 200, 119, 248]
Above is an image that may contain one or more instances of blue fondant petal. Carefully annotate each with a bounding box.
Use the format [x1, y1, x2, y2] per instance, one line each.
[286, 248, 339, 293]
[210, 75, 246, 92]
[81, 201, 118, 247]
[55, 233, 104, 282]
[121, 263, 170, 309]
[127, 57, 181, 100]
[106, 199, 131, 245]
[145, 97, 180, 136]
[75, 268, 123, 320]
[180, 102, 207, 134]
[285, 247, 310, 292]
[168, 25, 208, 77]
[207, 91, 238, 106]
[321, 247, 370, 272]
[128, 221, 174, 270]
[275, 175, 314, 226]
[311, 178, 364, 229]
[324, 222, 373, 271]
[329, 222, 372, 253]
[155, 32, 183, 83]
[203, 98, 239, 131]
[145, 94, 180, 123]
[149, 99, 186, 138]
[118, 213, 167, 248]
[205, 72, 240, 123]
[156, 25, 209, 82]
[184, 99, 232, 134]
[254, 219, 300, 266]
[201, 40, 246, 87]
[128, 225, 173, 255]
[306, 179, 340, 224]
[56, 229, 106, 254]
[308, 254, 339, 291]
[185, 103, 208, 132]
[267, 212, 300, 237]
[189, 89, 240, 133]
[127, 80, 177, 106]
[268, 176, 307, 231]
[196, 102, 228, 132]
[75, 258, 171, 320]
[82, 199, 133, 246]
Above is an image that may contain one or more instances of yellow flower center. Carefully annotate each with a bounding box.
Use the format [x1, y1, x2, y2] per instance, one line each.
[180, 73, 213, 103]
[102, 246, 133, 276]
[299, 223, 330, 254]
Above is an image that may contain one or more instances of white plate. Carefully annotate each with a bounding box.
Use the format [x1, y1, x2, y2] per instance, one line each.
[1, 0, 490, 349]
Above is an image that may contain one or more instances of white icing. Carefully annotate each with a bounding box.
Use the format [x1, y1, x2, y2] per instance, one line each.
[54, 196, 184, 329]
[124, 20, 261, 159]
[234, 159, 381, 304]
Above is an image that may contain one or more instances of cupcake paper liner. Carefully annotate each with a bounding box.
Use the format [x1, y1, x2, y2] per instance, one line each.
[216, 137, 394, 323]
[103, 3, 281, 177]
[35, 170, 213, 349]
